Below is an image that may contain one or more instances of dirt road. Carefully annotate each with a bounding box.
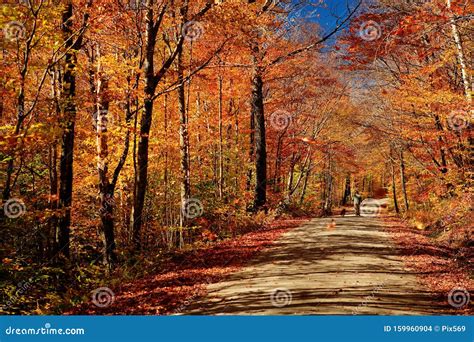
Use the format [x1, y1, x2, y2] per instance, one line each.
[185, 207, 449, 314]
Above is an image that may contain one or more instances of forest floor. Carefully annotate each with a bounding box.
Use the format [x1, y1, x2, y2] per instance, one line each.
[71, 201, 472, 315]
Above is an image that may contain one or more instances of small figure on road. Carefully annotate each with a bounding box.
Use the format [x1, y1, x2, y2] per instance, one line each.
[326, 218, 336, 230]
[353, 191, 362, 216]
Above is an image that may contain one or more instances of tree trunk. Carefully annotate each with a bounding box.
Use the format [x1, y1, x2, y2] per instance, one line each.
[99, 190, 116, 268]
[218, 73, 224, 199]
[399, 150, 409, 211]
[95, 69, 117, 268]
[433, 114, 449, 173]
[163, 94, 170, 226]
[323, 151, 333, 216]
[447, 0, 472, 103]
[57, 3, 78, 257]
[286, 153, 295, 197]
[286, 149, 310, 202]
[342, 174, 351, 205]
[2, 105, 25, 202]
[130, 95, 138, 238]
[251, 61, 266, 209]
[299, 159, 312, 205]
[323, 172, 333, 216]
[390, 158, 400, 214]
[2, 21, 29, 201]
[132, 4, 158, 249]
[246, 105, 255, 192]
[273, 132, 284, 192]
[178, 48, 191, 228]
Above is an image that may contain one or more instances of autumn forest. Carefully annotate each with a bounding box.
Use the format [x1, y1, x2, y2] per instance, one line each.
[0, 0, 472, 315]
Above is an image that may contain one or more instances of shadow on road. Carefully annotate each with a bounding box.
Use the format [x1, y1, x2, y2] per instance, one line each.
[184, 214, 453, 315]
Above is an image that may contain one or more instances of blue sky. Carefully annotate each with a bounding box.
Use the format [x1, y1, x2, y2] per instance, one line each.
[314, 0, 361, 31]
[287, 0, 363, 43]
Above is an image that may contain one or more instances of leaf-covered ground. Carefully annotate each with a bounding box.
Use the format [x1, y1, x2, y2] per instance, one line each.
[383, 216, 473, 315]
[68, 218, 309, 315]
[68, 212, 473, 315]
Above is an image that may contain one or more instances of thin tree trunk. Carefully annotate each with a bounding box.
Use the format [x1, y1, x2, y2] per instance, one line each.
[286, 149, 310, 202]
[57, 3, 78, 257]
[323, 173, 333, 216]
[342, 174, 351, 205]
[246, 106, 255, 192]
[433, 114, 449, 173]
[2, 30, 30, 201]
[299, 159, 312, 205]
[399, 149, 409, 211]
[286, 156, 295, 198]
[447, 0, 472, 103]
[251, 57, 266, 209]
[178, 48, 191, 228]
[94, 56, 117, 267]
[89, 44, 133, 267]
[132, 3, 158, 249]
[273, 132, 284, 192]
[390, 157, 400, 214]
[233, 98, 240, 192]
[323, 150, 333, 216]
[368, 175, 373, 197]
[47, 65, 60, 255]
[1, 0, 43, 202]
[218, 73, 224, 199]
[163, 94, 170, 226]
[131, 95, 138, 242]
[2, 102, 25, 202]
